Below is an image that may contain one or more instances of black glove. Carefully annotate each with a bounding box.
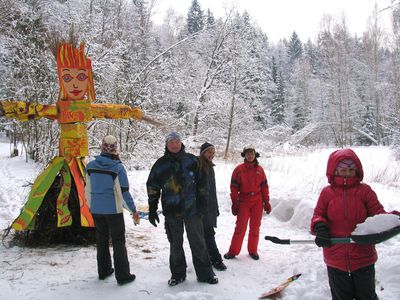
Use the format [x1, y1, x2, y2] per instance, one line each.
[314, 222, 331, 248]
[149, 211, 159, 227]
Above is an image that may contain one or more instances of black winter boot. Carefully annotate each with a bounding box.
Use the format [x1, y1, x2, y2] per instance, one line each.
[117, 274, 136, 285]
[223, 252, 235, 259]
[212, 260, 227, 271]
[168, 275, 186, 286]
[197, 275, 219, 284]
[249, 253, 259, 260]
[99, 268, 114, 280]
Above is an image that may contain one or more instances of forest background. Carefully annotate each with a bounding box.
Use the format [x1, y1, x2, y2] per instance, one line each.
[1, 0, 400, 165]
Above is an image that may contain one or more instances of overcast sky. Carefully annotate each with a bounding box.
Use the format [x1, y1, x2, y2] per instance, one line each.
[152, 0, 393, 43]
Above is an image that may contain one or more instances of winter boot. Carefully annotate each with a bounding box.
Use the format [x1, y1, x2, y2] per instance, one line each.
[224, 252, 236, 259]
[212, 260, 227, 271]
[99, 268, 114, 280]
[197, 275, 219, 284]
[168, 275, 186, 287]
[117, 274, 136, 285]
[249, 253, 259, 260]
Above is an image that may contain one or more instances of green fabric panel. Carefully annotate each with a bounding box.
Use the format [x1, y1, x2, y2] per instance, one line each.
[12, 157, 65, 231]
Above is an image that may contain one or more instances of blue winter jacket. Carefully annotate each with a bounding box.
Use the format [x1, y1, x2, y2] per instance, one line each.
[85, 153, 137, 215]
[147, 145, 208, 217]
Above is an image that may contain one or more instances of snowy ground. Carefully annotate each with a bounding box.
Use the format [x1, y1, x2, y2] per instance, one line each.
[1, 136, 399, 300]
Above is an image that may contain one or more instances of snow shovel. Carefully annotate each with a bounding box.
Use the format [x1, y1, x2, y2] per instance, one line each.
[265, 225, 400, 245]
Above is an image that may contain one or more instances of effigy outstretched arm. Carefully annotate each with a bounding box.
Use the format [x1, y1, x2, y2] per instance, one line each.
[0, 100, 57, 121]
[91, 103, 143, 120]
[91, 103, 163, 126]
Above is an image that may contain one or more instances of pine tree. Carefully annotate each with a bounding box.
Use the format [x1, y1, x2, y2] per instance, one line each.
[270, 57, 285, 124]
[187, 0, 204, 34]
[304, 39, 319, 74]
[287, 31, 303, 64]
[205, 8, 215, 28]
[292, 102, 306, 131]
[358, 104, 375, 145]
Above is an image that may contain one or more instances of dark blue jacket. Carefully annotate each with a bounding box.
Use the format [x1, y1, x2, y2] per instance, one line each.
[147, 145, 208, 217]
[85, 153, 137, 215]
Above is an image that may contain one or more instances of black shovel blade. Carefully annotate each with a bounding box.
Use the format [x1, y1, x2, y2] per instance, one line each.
[264, 236, 291, 244]
[351, 225, 400, 245]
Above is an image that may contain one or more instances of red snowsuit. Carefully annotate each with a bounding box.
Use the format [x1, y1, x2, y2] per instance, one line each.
[228, 160, 270, 255]
[311, 148, 386, 272]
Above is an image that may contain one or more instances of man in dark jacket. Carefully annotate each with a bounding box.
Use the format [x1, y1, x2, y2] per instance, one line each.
[147, 131, 218, 286]
[199, 142, 226, 271]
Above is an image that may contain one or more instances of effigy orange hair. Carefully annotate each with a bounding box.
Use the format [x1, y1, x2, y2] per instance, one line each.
[56, 42, 96, 101]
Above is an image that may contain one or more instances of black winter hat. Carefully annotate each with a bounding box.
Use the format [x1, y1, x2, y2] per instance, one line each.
[200, 142, 215, 155]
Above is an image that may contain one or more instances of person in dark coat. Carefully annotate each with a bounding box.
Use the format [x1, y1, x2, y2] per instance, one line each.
[85, 135, 139, 286]
[147, 131, 218, 286]
[198, 142, 227, 271]
[311, 148, 399, 300]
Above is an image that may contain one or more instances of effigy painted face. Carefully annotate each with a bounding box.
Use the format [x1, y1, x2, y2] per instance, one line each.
[61, 68, 89, 100]
[57, 42, 95, 102]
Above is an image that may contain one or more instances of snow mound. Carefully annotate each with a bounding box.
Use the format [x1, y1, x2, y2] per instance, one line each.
[352, 214, 400, 235]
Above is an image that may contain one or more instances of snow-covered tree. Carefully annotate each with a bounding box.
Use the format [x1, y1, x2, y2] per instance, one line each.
[287, 31, 303, 66]
[1, 0, 400, 160]
[270, 56, 285, 125]
[187, 0, 204, 34]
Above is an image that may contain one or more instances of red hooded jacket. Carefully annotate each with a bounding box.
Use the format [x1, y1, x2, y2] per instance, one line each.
[310, 149, 386, 272]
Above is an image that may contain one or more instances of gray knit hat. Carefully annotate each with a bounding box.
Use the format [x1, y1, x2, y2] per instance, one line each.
[165, 131, 182, 143]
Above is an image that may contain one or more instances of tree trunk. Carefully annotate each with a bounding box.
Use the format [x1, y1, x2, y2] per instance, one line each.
[224, 75, 237, 159]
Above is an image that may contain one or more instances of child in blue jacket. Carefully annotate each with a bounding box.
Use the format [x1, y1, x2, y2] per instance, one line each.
[85, 135, 139, 285]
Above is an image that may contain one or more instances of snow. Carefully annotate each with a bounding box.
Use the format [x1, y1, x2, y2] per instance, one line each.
[352, 214, 400, 235]
[1, 137, 400, 300]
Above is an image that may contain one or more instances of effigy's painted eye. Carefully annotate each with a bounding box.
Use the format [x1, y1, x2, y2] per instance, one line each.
[77, 73, 88, 81]
[62, 74, 73, 82]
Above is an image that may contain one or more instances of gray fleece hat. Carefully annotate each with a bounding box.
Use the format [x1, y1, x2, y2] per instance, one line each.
[165, 131, 182, 143]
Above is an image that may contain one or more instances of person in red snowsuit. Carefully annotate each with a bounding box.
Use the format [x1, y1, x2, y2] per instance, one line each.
[224, 145, 271, 260]
[311, 148, 399, 300]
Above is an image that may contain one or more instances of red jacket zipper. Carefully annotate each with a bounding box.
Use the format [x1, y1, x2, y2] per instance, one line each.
[343, 178, 351, 274]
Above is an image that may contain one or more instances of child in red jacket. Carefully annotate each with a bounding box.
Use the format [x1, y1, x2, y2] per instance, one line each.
[311, 148, 395, 300]
[224, 145, 271, 260]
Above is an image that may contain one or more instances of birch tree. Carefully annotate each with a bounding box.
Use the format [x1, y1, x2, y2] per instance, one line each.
[362, 4, 385, 144]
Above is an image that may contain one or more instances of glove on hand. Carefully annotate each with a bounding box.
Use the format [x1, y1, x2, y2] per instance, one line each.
[132, 211, 140, 225]
[314, 222, 331, 248]
[263, 200, 271, 214]
[231, 202, 239, 216]
[149, 210, 159, 227]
